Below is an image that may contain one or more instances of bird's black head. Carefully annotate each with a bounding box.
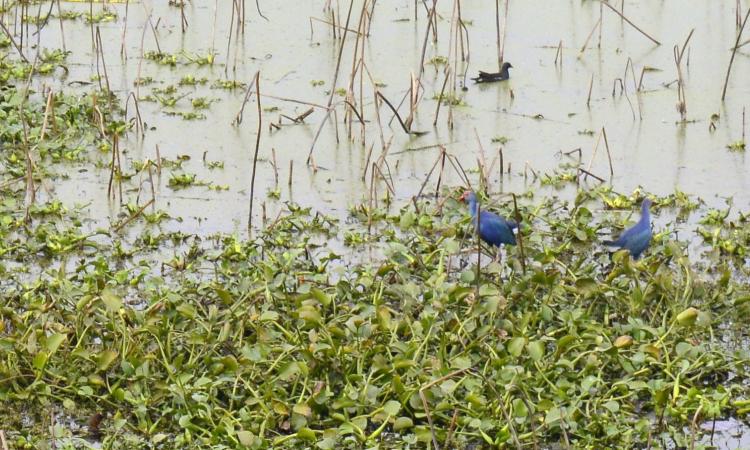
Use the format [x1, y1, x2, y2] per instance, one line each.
[502, 62, 513, 70]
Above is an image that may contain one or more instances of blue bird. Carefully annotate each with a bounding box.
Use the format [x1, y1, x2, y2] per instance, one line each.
[603, 198, 653, 259]
[459, 191, 517, 247]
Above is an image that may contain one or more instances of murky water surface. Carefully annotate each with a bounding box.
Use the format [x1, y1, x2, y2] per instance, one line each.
[24, 0, 750, 239]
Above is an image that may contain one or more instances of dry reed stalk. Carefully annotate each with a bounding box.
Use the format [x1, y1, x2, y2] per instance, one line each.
[232, 77, 258, 125]
[113, 199, 154, 233]
[511, 193, 526, 274]
[499, 0, 510, 65]
[271, 147, 279, 186]
[120, 0, 129, 57]
[248, 72, 262, 234]
[554, 40, 563, 66]
[579, 18, 601, 54]
[155, 144, 162, 175]
[135, 11, 151, 101]
[255, 0, 268, 22]
[435, 149, 447, 199]
[474, 128, 489, 187]
[95, 27, 112, 105]
[362, 142, 375, 181]
[418, 1, 439, 76]
[107, 135, 118, 201]
[376, 92, 419, 134]
[180, 0, 188, 32]
[225, 0, 237, 77]
[495, 0, 502, 69]
[0, 20, 28, 62]
[125, 92, 144, 138]
[147, 16, 162, 54]
[416, 147, 447, 199]
[523, 161, 538, 180]
[210, 0, 218, 57]
[743, 106, 746, 143]
[307, 0, 355, 164]
[598, 2, 603, 48]
[722, 8, 750, 101]
[673, 29, 694, 121]
[600, 1, 660, 45]
[310, 16, 363, 36]
[39, 90, 54, 143]
[586, 73, 594, 107]
[54, 0, 66, 51]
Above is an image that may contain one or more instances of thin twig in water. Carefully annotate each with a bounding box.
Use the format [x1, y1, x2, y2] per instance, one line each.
[579, 18, 601, 54]
[722, 8, 750, 101]
[113, 199, 155, 233]
[248, 72, 262, 234]
[600, 1, 661, 45]
[0, 20, 29, 62]
[377, 91, 425, 135]
[233, 77, 259, 125]
[511, 193, 526, 274]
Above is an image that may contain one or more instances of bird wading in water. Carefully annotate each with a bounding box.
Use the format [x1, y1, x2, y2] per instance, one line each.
[460, 191, 518, 260]
[603, 198, 653, 259]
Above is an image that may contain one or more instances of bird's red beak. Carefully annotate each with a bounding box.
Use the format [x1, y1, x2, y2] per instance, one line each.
[459, 191, 468, 202]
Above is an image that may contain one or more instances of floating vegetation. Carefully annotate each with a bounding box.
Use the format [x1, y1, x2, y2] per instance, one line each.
[726, 140, 746, 152]
[2, 170, 750, 448]
[84, 8, 117, 24]
[212, 79, 247, 90]
[179, 75, 209, 86]
[432, 93, 466, 106]
[428, 55, 449, 66]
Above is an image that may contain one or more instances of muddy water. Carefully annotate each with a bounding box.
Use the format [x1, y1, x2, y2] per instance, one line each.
[22, 0, 746, 240]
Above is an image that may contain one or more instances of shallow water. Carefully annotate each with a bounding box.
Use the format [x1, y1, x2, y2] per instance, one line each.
[21, 0, 749, 241]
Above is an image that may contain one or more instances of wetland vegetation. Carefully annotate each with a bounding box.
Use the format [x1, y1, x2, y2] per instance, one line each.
[1, 1, 750, 449]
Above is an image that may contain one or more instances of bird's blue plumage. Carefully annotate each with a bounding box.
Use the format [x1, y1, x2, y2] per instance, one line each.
[604, 199, 653, 259]
[462, 192, 516, 247]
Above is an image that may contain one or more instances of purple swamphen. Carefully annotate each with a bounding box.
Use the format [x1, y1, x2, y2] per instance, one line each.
[460, 190, 517, 247]
[472, 62, 513, 83]
[603, 198, 653, 259]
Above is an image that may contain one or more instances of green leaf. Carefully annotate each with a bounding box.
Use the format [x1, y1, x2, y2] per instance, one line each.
[176, 303, 197, 319]
[512, 398, 528, 418]
[297, 305, 322, 325]
[311, 288, 331, 307]
[96, 349, 118, 371]
[100, 288, 122, 312]
[259, 310, 279, 321]
[33, 351, 49, 370]
[297, 427, 316, 441]
[393, 417, 413, 431]
[45, 333, 67, 354]
[544, 406, 561, 425]
[507, 337, 526, 357]
[676, 307, 699, 326]
[383, 400, 401, 416]
[603, 400, 620, 413]
[293, 403, 312, 418]
[527, 340, 545, 361]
